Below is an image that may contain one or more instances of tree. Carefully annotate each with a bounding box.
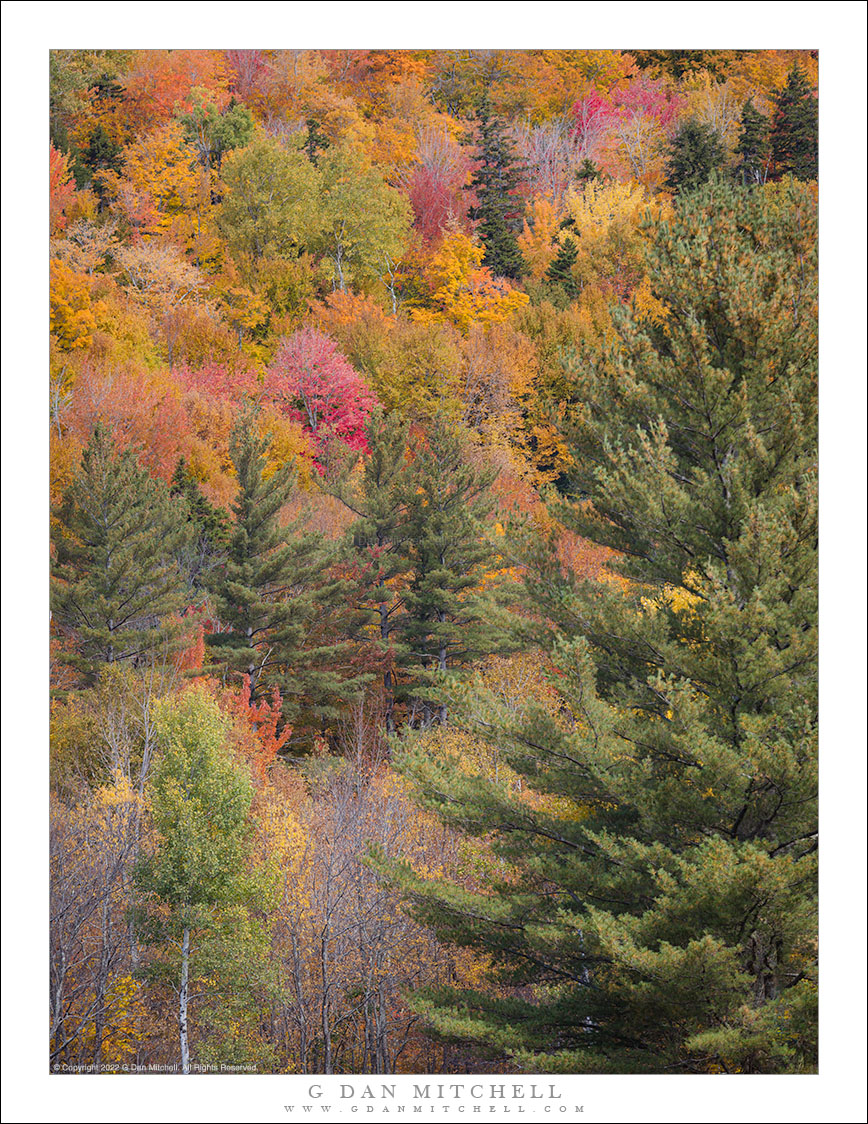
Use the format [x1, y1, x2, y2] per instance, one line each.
[465, 96, 527, 279]
[179, 87, 254, 172]
[218, 135, 323, 262]
[545, 235, 579, 296]
[395, 417, 513, 727]
[313, 144, 412, 292]
[51, 424, 192, 687]
[169, 458, 232, 590]
[134, 688, 262, 1073]
[769, 64, 818, 181]
[265, 328, 378, 459]
[329, 407, 413, 731]
[735, 99, 771, 185]
[378, 178, 818, 1074]
[665, 118, 725, 193]
[205, 407, 366, 736]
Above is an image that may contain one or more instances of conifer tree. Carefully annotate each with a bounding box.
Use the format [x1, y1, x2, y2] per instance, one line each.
[51, 424, 192, 686]
[466, 95, 527, 280]
[170, 457, 232, 591]
[395, 417, 513, 727]
[377, 178, 818, 1073]
[545, 236, 580, 297]
[665, 118, 725, 193]
[329, 407, 414, 731]
[770, 64, 818, 181]
[735, 98, 771, 185]
[206, 407, 366, 737]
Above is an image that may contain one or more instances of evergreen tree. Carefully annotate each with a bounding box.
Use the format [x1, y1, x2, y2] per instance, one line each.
[206, 408, 367, 737]
[303, 117, 331, 166]
[770, 64, 818, 181]
[735, 98, 771, 185]
[466, 95, 527, 280]
[170, 458, 232, 591]
[51, 424, 192, 686]
[545, 236, 580, 297]
[665, 118, 725, 193]
[377, 179, 818, 1073]
[78, 124, 124, 200]
[575, 158, 600, 183]
[395, 417, 513, 727]
[329, 407, 414, 731]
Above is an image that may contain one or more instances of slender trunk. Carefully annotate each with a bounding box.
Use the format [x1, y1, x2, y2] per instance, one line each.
[180, 926, 190, 1074]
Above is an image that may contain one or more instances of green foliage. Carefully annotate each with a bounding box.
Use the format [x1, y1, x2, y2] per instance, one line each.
[179, 88, 255, 171]
[545, 236, 579, 296]
[170, 458, 232, 590]
[313, 144, 412, 292]
[51, 424, 192, 686]
[329, 407, 413, 729]
[205, 407, 367, 735]
[378, 178, 818, 1074]
[466, 96, 527, 280]
[395, 417, 515, 726]
[665, 118, 726, 193]
[770, 64, 818, 181]
[137, 690, 254, 915]
[735, 99, 771, 185]
[218, 135, 323, 262]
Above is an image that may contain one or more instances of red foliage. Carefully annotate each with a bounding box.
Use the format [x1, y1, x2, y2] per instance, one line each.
[227, 677, 292, 781]
[173, 361, 261, 405]
[50, 144, 77, 235]
[264, 329, 378, 455]
[66, 363, 192, 482]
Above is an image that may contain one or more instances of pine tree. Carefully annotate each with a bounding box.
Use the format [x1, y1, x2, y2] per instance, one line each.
[170, 457, 232, 591]
[770, 64, 818, 181]
[545, 236, 580, 297]
[395, 417, 513, 727]
[735, 98, 771, 185]
[329, 407, 414, 731]
[466, 95, 527, 280]
[205, 407, 366, 738]
[51, 424, 192, 686]
[377, 178, 818, 1073]
[665, 118, 725, 193]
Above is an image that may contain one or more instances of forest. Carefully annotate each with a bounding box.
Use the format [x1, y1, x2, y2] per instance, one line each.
[47, 47, 818, 1077]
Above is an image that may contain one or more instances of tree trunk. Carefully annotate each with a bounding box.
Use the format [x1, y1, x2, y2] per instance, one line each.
[179, 926, 191, 1074]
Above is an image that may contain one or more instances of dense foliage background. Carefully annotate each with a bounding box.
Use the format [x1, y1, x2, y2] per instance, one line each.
[46, 47, 818, 1077]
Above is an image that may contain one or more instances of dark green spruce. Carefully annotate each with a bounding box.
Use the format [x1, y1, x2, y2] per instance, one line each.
[665, 118, 725, 193]
[465, 95, 527, 280]
[770, 63, 818, 181]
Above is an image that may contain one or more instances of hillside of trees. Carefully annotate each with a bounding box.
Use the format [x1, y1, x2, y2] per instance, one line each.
[48, 48, 818, 1076]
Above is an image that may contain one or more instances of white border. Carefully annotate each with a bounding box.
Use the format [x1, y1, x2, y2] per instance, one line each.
[2, 4, 865, 1122]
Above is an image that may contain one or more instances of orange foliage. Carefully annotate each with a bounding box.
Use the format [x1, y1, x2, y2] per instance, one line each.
[225, 677, 292, 782]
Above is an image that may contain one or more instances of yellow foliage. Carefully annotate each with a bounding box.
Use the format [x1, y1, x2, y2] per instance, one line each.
[563, 177, 648, 241]
[101, 121, 201, 240]
[50, 259, 105, 351]
[517, 195, 562, 280]
[411, 230, 529, 333]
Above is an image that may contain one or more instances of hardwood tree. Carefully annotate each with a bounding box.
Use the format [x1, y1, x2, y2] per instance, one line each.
[134, 688, 265, 1074]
